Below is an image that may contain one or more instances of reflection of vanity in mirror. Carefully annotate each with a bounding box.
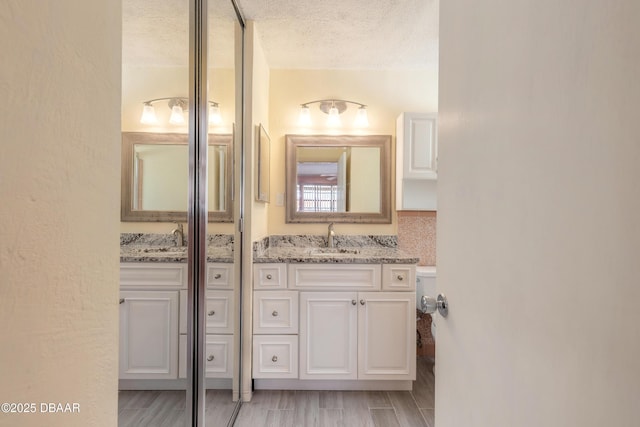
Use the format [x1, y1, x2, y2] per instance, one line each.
[121, 132, 233, 222]
[285, 134, 391, 223]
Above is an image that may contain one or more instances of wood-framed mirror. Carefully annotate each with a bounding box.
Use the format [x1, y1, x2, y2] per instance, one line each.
[121, 132, 233, 222]
[285, 134, 392, 223]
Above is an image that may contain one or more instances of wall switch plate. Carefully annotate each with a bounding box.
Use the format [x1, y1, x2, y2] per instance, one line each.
[276, 193, 285, 206]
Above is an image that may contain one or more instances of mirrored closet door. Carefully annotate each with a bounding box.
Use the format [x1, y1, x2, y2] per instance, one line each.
[119, 0, 244, 425]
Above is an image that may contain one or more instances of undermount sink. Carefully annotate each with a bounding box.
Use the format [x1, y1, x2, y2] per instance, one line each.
[307, 248, 361, 256]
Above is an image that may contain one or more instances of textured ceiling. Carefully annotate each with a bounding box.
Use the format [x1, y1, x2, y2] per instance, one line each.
[123, 0, 439, 70]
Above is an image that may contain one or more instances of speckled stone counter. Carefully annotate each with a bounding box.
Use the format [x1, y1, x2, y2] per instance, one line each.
[120, 233, 234, 263]
[253, 235, 419, 264]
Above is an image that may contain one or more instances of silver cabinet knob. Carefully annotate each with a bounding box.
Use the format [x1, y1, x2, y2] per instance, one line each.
[119, 298, 125, 304]
[397, 275, 404, 281]
[360, 299, 365, 305]
[207, 355, 214, 361]
[272, 310, 278, 317]
[351, 300, 357, 305]
[266, 274, 273, 280]
[214, 273, 222, 279]
[208, 310, 215, 316]
[272, 355, 278, 362]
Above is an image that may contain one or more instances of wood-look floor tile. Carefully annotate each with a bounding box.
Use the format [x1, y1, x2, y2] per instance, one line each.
[245, 390, 295, 410]
[319, 390, 344, 409]
[412, 357, 435, 409]
[340, 392, 375, 427]
[118, 408, 148, 427]
[234, 407, 270, 427]
[420, 408, 435, 427]
[293, 391, 320, 427]
[118, 390, 160, 410]
[264, 409, 295, 427]
[387, 391, 428, 427]
[205, 390, 238, 425]
[365, 391, 393, 409]
[370, 408, 401, 427]
[319, 408, 344, 427]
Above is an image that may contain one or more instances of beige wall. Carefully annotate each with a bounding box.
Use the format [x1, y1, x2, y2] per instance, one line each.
[267, 68, 438, 235]
[0, 1, 121, 426]
[249, 25, 271, 242]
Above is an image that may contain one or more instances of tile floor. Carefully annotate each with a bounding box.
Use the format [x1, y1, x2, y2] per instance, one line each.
[117, 356, 435, 427]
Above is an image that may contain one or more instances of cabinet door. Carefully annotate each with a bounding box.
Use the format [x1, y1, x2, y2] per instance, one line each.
[399, 112, 437, 179]
[299, 292, 358, 379]
[119, 290, 179, 379]
[357, 292, 416, 380]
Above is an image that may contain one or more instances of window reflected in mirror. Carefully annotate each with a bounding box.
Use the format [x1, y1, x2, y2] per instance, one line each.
[286, 135, 391, 223]
[295, 147, 381, 214]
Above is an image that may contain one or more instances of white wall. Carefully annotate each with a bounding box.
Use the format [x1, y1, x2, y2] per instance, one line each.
[0, 2, 121, 426]
[438, 1, 640, 425]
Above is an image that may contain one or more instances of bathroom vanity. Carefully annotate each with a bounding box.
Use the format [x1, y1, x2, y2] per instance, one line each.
[118, 234, 235, 390]
[251, 236, 418, 391]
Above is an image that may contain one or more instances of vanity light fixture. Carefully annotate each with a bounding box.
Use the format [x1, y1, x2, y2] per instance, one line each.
[139, 97, 222, 126]
[298, 99, 369, 128]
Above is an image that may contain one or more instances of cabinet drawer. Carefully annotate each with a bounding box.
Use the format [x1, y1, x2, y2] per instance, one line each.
[252, 335, 298, 379]
[206, 291, 234, 334]
[289, 264, 381, 291]
[120, 263, 187, 289]
[253, 291, 298, 334]
[253, 264, 287, 289]
[179, 290, 235, 334]
[204, 334, 233, 378]
[207, 263, 234, 289]
[382, 264, 416, 291]
[179, 334, 233, 379]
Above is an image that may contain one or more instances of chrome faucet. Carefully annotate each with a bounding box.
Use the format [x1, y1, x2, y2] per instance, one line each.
[171, 222, 184, 247]
[327, 223, 335, 248]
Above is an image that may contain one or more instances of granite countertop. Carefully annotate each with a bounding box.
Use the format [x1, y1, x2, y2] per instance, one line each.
[253, 235, 419, 264]
[120, 233, 234, 263]
[120, 233, 418, 264]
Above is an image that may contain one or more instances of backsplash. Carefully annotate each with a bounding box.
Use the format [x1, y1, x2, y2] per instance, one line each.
[397, 211, 436, 266]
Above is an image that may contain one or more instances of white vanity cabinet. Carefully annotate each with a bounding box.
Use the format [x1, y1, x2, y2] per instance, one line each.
[396, 112, 438, 210]
[253, 263, 416, 388]
[119, 263, 187, 380]
[178, 265, 235, 380]
[299, 291, 416, 380]
[119, 262, 235, 385]
[252, 264, 299, 379]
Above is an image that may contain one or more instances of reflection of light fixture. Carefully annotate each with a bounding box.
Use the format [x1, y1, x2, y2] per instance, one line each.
[298, 99, 369, 128]
[140, 97, 222, 126]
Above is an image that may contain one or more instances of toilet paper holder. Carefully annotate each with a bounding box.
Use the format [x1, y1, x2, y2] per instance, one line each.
[421, 294, 449, 317]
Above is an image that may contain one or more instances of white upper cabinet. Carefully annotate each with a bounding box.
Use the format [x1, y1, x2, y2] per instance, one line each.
[396, 112, 438, 210]
[397, 112, 437, 179]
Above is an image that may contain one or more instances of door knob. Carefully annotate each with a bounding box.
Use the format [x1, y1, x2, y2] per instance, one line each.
[214, 273, 222, 279]
[421, 294, 449, 317]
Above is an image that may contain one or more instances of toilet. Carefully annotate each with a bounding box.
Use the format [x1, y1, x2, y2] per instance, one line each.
[416, 266, 437, 340]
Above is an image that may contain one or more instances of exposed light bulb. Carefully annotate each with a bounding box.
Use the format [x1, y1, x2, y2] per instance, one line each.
[169, 105, 185, 124]
[298, 105, 312, 126]
[354, 106, 369, 127]
[140, 104, 158, 125]
[327, 105, 341, 127]
[209, 104, 222, 125]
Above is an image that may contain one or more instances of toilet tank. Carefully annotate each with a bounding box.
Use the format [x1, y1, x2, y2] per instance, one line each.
[416, 266, 437, 311]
